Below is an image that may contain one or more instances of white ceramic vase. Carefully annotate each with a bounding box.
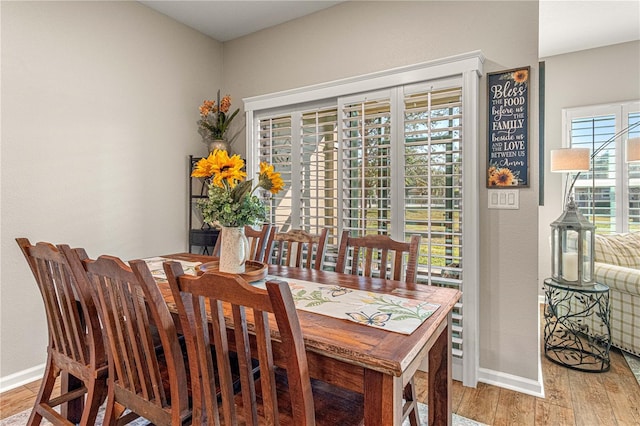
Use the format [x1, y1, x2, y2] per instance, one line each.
[218, 226, 249, 274]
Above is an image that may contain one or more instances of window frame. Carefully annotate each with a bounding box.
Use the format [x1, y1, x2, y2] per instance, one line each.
[243, 51, 484, 387]
[562, 100, 640, 233]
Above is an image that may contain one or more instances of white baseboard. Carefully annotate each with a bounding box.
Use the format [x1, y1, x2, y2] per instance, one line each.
[0, 363, 45, 393]
[478, 366, 544, 398]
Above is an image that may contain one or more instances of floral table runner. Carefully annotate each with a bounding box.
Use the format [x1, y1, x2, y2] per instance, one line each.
[144, 257, 440, 336]
[143, 256, 202, 278]
[254, 276, 440, 335]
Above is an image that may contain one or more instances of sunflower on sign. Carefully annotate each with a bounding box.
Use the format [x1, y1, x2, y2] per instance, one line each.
[191, 149, 283, 227]
[487, 164, 519, 187]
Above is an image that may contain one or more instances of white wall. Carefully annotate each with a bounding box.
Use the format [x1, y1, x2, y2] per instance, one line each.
[0, 1, 222, 387]
[539, 41, 640, 295]
[223, 1, 541, 388]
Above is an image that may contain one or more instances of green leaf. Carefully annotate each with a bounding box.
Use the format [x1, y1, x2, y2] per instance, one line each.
[230, 180, 253, 203]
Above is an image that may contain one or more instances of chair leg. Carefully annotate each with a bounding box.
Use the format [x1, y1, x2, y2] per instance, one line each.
[61, 372, 83, 423]
[102, 387, 121, 426]
[403, 378, 420, 426]
[27, 356, 57, 426]
[80, 377, 108, 425]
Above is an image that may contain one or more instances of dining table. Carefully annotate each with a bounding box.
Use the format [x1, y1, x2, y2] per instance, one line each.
[158, 252, 462, 426]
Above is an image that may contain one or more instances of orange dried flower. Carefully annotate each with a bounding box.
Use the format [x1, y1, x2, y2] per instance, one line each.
[219, 95, 232, 113]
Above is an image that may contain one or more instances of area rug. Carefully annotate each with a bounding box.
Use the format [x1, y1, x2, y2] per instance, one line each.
[1, 402, 486, 425]
[623, 350, 640, 387]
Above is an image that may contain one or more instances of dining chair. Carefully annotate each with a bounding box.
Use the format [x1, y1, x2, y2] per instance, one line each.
[212, 223, 274, 263]
[61, 247, 191, 426]
[336, 230, 421, 283]
[266, 228, 329, 270]
[335, 230, 422, 425]
[16, 238, 108, 426]
[163, 262, 364, 425]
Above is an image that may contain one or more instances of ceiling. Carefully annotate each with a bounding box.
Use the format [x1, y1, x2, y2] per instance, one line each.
[139, 1, 343, 42]
[140, 1, 640, 58]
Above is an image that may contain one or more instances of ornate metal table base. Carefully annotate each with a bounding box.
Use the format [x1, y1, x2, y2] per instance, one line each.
[543, 278, 611, 372]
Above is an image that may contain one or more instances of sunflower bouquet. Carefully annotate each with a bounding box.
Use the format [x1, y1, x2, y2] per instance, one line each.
[191, 149, 284, 227]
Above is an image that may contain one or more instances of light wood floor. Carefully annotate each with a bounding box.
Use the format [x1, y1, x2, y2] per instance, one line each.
[2, 309, 639, 425]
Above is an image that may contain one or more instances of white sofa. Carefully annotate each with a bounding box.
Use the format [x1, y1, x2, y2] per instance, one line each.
[594, 232, 640, 356]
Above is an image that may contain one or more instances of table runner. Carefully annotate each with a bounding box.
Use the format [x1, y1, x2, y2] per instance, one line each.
[144, 257, 439, 335]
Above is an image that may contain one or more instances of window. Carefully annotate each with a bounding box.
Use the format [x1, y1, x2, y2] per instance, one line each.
[245, 53, 482, 386]
[564, 101, 640, 233]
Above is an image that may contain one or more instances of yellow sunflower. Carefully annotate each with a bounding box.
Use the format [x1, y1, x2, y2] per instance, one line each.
[492, 168, 515, 186]
[191, 149, 247, 188]
[191, 156, 215, 178]
[513, 69, 528, 84]
[258, 162, 285, 194]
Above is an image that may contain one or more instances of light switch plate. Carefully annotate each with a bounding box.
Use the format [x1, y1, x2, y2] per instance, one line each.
[488, 189, 519, 209]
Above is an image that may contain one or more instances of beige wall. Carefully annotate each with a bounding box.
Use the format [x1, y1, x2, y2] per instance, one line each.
[0, 1, 222, 385]
[224, 1, 541, 385]
[539, 41, 640, 294]
[1, 0, 544, 392]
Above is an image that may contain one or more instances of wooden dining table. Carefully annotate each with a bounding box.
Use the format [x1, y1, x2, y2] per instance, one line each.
[161, 253, 461, 426]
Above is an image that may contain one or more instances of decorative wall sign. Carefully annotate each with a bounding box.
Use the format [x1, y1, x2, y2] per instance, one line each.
[487, 66, 530, 188]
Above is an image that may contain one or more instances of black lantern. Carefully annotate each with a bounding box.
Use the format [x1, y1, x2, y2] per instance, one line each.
[550, 195, 595, 286]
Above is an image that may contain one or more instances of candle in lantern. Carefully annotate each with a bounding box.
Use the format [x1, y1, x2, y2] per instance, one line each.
[562, 252, 578, 282]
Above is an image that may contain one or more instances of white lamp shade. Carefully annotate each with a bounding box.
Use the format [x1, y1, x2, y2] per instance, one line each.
[626, 138, 640, 162]
[550, 148, 590, 172]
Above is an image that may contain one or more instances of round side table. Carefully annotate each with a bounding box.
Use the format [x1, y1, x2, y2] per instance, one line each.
[543, 278, 611, 372]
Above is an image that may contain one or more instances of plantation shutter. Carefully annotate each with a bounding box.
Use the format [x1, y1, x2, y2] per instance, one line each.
[339, 93, 393, 237]
[570, 114, 617, 232]
[403, 86, 464, 358]
[300, 107, 339, 249]
[258, 115, 294, 229]
[568, 102, 640, 234]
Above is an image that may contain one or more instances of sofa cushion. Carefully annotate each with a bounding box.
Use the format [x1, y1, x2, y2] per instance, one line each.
[594, 232, 640, 269]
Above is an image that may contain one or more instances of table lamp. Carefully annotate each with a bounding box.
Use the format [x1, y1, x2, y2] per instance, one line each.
[627, 137, 640, 162]
[550, 148, 593, 286]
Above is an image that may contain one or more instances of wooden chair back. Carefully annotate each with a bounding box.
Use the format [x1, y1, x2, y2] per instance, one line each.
[163, 263, 315, 425]
[212, 224, 274, 263]
[336, 231, 421, 283]
[16, 238, 108, 425]
[335, 231, 422, 424]
[267, 228, 328, 270]
[62, 248, 191, 426]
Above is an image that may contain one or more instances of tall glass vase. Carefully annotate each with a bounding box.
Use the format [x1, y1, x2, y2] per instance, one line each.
[218, 226, 249, 274]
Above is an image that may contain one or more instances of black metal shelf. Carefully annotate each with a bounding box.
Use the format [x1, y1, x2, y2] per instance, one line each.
[188, 155, 219, 254]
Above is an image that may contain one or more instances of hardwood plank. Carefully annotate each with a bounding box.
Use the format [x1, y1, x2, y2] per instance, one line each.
[600, 350, 640, 425]
[455, 382, 500, 425]
[450, 378, 466, 412]
[534, 398, 575, 426]
[23, 379, 43, 394]
[567, 366, 617, 425]
[493, 388, 536, 426]
[413, 371, 466, 413]
[539, 354, 572, 408]
[0, 385, 38, 418]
